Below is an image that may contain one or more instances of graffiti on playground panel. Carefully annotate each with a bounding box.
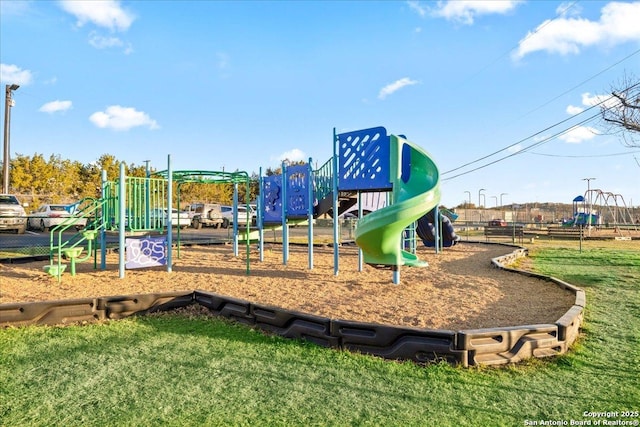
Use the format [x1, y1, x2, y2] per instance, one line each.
[125, 236, 167, 269]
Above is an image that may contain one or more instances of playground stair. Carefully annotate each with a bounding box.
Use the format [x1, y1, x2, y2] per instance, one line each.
[45, 198, 107, 280]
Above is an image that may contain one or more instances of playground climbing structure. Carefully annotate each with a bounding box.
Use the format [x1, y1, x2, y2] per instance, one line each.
[257, 126, 442, 284]
[567, 189, 638, 229]
[48, 126, 446, 285]
[47, 160, 254, 280]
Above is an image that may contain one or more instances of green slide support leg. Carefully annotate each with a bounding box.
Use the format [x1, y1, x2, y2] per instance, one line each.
[355, 135, 440, 269]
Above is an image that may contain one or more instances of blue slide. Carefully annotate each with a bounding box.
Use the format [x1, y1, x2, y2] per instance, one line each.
[416, 208, 460, 247]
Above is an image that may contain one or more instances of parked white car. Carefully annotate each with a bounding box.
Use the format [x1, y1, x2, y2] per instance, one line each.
[170, 208, 191, 229]
[149, 208, 191, 229]
[0, 194, 27, 234]
[220, 205, 256, 228]
[27, 204, 87, 232]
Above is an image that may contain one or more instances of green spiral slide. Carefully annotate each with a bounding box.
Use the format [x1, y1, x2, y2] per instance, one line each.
[354, 134, 441, 267]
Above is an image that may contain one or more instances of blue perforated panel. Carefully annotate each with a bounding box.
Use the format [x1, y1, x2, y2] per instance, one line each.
[261, 175, 282, 223]
[336, 126, 391, 192]
[286, 164, 311, 216]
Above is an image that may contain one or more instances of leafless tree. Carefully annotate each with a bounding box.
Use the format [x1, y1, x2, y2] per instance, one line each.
[600, 72, 640, 148]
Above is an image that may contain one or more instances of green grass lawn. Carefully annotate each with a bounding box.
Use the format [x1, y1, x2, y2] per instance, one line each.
[1, 241, 639, 426]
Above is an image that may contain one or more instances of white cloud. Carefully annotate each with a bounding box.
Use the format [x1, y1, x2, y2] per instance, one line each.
[431, 0, 522, 25]
[513, 2, 640, 59]
[566, 105, 584, 115]
[88, 33, 132, 54]
[599, 1, 640, 43]
[0, 63, 33, 86]
[559, 126, 600, 144]
[59, 0, 135, 31]
[556, 2, 582, 18]
[88, 32, 123, 49]
[581, 91, 621, 110]
[89, 105, 159, 131]
[272, 149, 307, 164]
[378, 77, 419, 100]
[407, 1, 427, 17]
[39, 100, 73, 114]
[565, 91, 622, 119]
[581, 92, 603, 107]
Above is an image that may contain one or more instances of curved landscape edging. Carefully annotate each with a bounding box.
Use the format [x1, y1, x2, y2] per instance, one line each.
[0, 245, 584, 367]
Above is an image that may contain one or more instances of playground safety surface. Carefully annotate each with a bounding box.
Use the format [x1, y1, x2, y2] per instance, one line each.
[0, 242, 575, 331]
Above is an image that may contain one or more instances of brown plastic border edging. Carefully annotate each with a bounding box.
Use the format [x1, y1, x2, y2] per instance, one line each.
[0, 244, 584, 367]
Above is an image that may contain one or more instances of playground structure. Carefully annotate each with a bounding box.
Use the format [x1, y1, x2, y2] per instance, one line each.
[45, 164, 253, 280]
[257, 126, 444, 283]
[564, 195, 599, 227]
[8, 125, 589, 368]
[45, 126, 456, 284]
[565, 190, 637, 228]
[588, 189, 636, 226]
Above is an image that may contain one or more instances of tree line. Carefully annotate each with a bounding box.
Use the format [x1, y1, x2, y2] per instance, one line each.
[3, 153, 261, 211]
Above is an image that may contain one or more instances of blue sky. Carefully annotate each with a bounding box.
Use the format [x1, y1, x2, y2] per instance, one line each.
[1, 0, 639, 209]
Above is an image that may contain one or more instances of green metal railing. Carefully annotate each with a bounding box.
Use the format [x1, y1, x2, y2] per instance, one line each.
[48, 197, 107, 281]
[314, 157, 333, 202]
[103, 176, 170, 232]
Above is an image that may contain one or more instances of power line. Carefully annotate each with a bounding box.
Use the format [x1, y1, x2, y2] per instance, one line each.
[520, 48, 640, 119]
[529, 150, 640, 158]
[442, 80, 640, 179]
[437, 1, 640, 180]
[442, 111, 602, 181]
[442, 97, 605, 175]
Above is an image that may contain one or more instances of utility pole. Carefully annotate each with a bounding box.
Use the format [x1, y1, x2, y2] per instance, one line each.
[2, 84, 19, 193]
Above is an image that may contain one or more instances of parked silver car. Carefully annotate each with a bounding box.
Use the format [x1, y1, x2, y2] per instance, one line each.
[0, 194, 27, 234]
[186, 203, 224, 229]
